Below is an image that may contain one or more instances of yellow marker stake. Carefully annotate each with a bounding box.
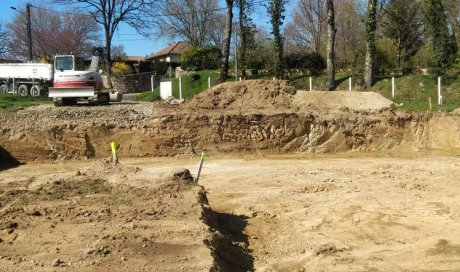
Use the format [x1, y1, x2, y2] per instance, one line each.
[195, 151, 206, 183]
[111, 141, 118, 163]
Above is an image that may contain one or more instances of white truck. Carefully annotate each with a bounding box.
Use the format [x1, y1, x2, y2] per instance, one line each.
[0, 55, 120, 106]
[0, 62, 52, 97]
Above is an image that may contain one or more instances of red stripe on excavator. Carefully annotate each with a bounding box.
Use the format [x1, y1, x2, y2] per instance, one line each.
[53, 81, 102, 89]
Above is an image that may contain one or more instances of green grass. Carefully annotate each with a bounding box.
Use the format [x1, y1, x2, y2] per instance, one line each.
[0, 94, 52, 111]
[135, 71, 220, 102]
[372, 74, 460, 112]
[289, 72, 354, 91]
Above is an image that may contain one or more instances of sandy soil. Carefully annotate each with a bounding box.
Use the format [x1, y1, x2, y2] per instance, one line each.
[1, 80, 459, 271]
[0, 160, 215, 272]
[1, 153, 459, 271]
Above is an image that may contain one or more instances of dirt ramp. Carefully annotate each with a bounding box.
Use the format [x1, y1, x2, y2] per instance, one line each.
[185, 80, 293, 110]
[293, 91, 393, 112]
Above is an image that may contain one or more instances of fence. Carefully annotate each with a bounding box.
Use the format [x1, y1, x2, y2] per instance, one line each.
[102, 72, 162, 93]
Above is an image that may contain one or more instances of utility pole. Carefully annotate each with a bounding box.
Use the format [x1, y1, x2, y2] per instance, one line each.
[26, 3, 32, 62]
[10, 3, 33, 62]
[234, 22, 238, 81]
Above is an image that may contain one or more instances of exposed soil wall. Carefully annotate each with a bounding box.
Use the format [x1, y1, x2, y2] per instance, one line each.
[1, 80, 459, 163]
[1, 108, 459, 163]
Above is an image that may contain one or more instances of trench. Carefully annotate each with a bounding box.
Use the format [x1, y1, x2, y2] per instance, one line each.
[203, 208, 254, 272]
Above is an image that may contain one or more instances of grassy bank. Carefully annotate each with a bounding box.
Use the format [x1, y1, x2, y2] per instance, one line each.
[135, 71, 220, 102]
[290, 73, 460, 112]
[0, 94, 51, 111]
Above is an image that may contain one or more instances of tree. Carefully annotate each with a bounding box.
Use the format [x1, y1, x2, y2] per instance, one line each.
[0, 24, 10, 59]
[111, 45, 127, 61]
[54, 0, 158, 88]
[7, 5, 98, 62]
[334, 0, 366, 70]
[364, 0, 378, 89]
[442, 0, 460, 46]
[425, 0, 458, 73]
[268, 0, 287, 79]
[285, 0, 326, 53]
[325, 0, 336, 90]
[237, 0, 256, 79]
[246, 27, 273, 71]
[381, 0, 424, 68]
[218, 0, 234, 83]
[207, 13, 228, 49]
[156, 0, 220, 46]
[181, 45, 221, 70]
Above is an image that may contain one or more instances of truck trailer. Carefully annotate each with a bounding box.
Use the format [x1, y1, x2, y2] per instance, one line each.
[0, 62, 53, 97]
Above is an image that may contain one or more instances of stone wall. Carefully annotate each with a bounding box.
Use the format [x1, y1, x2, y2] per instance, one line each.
[102, 72, 162, 93]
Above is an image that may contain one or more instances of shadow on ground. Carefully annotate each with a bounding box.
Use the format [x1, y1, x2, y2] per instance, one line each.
[208, 212, 254, 272]
[0, 146, 20, 171]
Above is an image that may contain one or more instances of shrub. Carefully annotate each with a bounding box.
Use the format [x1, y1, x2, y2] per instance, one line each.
[112, 62, 133, 76]
[181, 46, 221, 71]
[285, 52, 326, 75]
[190, 73, 201, 81]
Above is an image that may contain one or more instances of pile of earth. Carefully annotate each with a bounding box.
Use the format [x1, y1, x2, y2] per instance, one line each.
[0, 160, 245, 271]
[184, 79, 393, 113]
[184, 80, 292, 111]
[293, 90, 394, 113]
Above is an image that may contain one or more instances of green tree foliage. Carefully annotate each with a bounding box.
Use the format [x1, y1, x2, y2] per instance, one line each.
[285, 51, 326, 75]
[381, 0, 424, 67]
[238, 0, 256, 79]
[181, 46, 221, 71]
[268, 0, 287, 79]
[425, 0, 458, 74]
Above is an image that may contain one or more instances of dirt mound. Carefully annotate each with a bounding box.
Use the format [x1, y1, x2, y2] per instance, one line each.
[0, 163, 216, 271]
[185, 80, 293, 111]
[293, 90, 393, 112]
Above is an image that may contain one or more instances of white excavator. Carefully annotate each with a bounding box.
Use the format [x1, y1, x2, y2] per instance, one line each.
[49, 54, 113, 106]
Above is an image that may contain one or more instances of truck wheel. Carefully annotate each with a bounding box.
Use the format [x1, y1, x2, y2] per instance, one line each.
[30, 85, 41, 97]
[18, 85, 29, 96]
[0, 84, 7, 94]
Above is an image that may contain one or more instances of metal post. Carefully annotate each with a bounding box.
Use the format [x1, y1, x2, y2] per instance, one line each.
[392, 77, 395, 98]
[179, 77, 182, 100]
[438, 76, 442, 105]
[151, 75, 154, 92]
[208, 77, 211, 89]
[195, 151, 206, 183]
[309, 77, 312, 91]
[349, 77, 352, 92]
[26, 3, 32, 62]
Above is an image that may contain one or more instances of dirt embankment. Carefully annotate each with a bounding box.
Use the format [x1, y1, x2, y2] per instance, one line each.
[0, 80, 460, 163]
[0, 160, 250, 271]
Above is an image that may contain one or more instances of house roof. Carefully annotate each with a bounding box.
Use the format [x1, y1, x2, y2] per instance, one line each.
[118, 56, 146, 62]
[146, 41, 192, 60]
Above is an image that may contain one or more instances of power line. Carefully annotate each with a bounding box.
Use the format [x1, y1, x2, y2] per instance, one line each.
[29, 0, 270, 19]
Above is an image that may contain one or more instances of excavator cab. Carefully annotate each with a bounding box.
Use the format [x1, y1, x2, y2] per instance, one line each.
[49, 55, 107, 106]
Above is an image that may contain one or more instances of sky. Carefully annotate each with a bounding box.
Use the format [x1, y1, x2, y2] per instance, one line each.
[0, 0, 295, 57]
